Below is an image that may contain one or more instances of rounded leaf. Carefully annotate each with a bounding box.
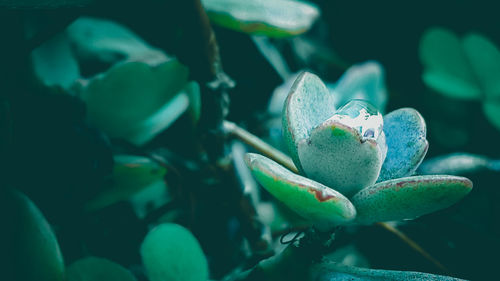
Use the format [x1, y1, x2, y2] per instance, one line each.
[245, 153, 356, 230]
[483, 101, 500, 131]
[141, 223, 209, 281]
[419, 27, 481, 100]
[283, 72, 337, 173]
[67, 257, 137, 281]
[298, 101, 387, 196]
[202, 0, 320, 38]
[351, 175, 473, 225]
[2, 189, 65, 281]
[377, 108, 428, 182]
[79, 60, 191, 145]
[418, 153, 498, 175]
[333, 61, 387, 112]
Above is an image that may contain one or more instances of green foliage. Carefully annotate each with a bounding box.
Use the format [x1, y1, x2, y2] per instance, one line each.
[141, 223, 209, 281]
[67, 257, 137, 281]
[202, 0, 320, 37]
[3, 189, 65, 281]
[420, 27, 500, 130]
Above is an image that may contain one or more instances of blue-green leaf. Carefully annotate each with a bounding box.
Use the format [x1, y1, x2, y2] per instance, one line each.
[351, 175, 472, 225]
[419, 27, 481, 100]
[67, 257, 137, 281]
[418, 153, 500, 175]
[332, 61, 387, 113]
[141, 224, 209, 281]
[202, 0, 320, 38]
[483, 101, 500, 131]
[377, 108, 428, 182]
[245, 153, 356, 230]
[297, 100, 387, 196]
[283, 72, 337, 173]
[77, 60, 191, 145]
[31, 32, 80, 89]
[312, 261, 464, 281]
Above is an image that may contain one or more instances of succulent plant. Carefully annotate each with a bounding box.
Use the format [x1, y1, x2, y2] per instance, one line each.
[245, 64, 473, 230]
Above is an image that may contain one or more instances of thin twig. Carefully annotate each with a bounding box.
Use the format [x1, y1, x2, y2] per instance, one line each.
[223, 120, 298, 174]
[224, 120, 449, 273]
[376, 222, 449, 273]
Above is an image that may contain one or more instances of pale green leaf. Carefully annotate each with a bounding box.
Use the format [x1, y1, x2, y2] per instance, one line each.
[67, 257, 137, 281]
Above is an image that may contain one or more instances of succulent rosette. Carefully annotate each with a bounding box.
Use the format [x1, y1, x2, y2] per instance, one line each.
[245, 62, 473, 230]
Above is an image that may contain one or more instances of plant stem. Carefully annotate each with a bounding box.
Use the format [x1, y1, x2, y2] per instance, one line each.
[224, 120, 449, 273]
[376, 222, 449, 273]
[223, 120, 298, 174]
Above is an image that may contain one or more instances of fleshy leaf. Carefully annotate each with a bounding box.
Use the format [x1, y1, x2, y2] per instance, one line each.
[311, 261, 464, 281]
[202, 0, 320, 38]
[419, 27, 481, 100]
[283, 72, 337, 173]
[351, 175, 473, 225]
[78, 60, 191, 145]
[483, 101, 500, 131]
[3, 189, 65, 281]
[377, 108, 428, 182]
[67, 17, 167, 67]
[245, 153, 356, 230]
[462, 33, 500, 100]
[418, 153, 500, 175]
[332, 61, 387, 112]
[31, 32, 80, 89]
[67, 257, 137, 281]
[86, 155, 167, 211]
[298, 100, 387, 196]
[141, 223, 209, 281]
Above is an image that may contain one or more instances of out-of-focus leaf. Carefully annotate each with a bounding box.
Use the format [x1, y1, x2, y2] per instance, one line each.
[85, 155, 167, 211]
[351, 175, 472, 225]
[332, 61, 387, 113]
[311, 261, 464, 281]
[283, 72, 337, 173]
[298, 100, 386, 196]
[377, 108, 428, 182]
[67, 17, 167, 67]
[202, 0, 320, 38]
[141, 223, 209, 281]
[31, 32, 80, 89]
[3, 189, 65, 281]
[418, 153, 500, 175]
[245, 153, 356, 230]
[67, 257, 137, 281]
[77, 60, 191, 145]
[462, 33, 500, 100]
[483, 101, 500, 131]
[419, 28, 481, 100]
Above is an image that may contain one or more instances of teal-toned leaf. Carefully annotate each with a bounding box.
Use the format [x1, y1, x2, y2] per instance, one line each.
[185, 81, 202, 124]
[377, 108, 428, 182]
[419, 28, 481, 100]
[3, 189, 65, 281]
[311, 261, 464, 281]
[67, 17, 167, 67]
[141, 223, 209, 281]
[85, 155, 167, 211]
[31, 32, 80, 89]
[202, 0, 320, 38]
[418, 153, 500, 175]
[298, 100, 387, 196]
[332, 61, 387, 112]
[462, 33, 500, 100]
[283, 72, 337, 173]
[245, 153, 356, 230]
[78, 60, 190, 145]
[67, 257, 137, 281]
[483, 101, 500, 131]
[351, 175, 472, 225]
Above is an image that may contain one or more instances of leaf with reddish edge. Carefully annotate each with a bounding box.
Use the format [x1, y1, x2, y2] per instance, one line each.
[377, 108, 428, 182]
[351, 175, 473, 225]
[283, 72, 337, 174]
[245, 153, 356, 230]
